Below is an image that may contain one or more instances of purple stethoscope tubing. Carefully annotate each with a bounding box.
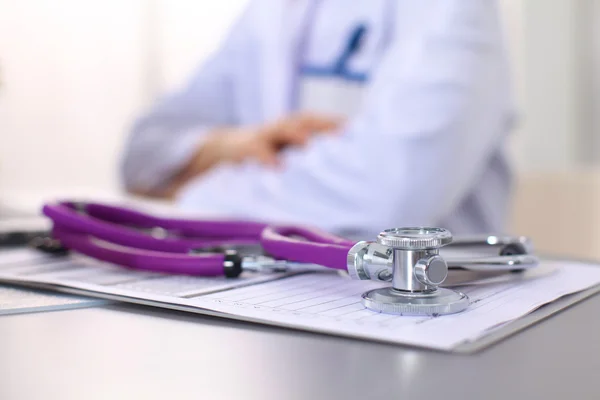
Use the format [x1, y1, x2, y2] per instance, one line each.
[41, 201, 353, 276]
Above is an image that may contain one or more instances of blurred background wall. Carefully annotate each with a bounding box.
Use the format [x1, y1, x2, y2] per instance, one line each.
[0, 0, 247, 197]
[0, 0, 599, 257]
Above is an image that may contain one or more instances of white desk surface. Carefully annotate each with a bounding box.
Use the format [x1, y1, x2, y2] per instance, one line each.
[0, 292, 599, 400]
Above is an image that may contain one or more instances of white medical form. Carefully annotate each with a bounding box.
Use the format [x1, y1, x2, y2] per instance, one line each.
[0, 251, 106, 315]
[0, 285, 105, 316]
[0, 248, 599, 352]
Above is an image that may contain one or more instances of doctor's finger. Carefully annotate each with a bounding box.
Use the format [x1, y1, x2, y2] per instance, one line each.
[248, 142, 281, 167]
[276, 125, 312, 145]
[293, 113, 344, 132]
[261, 123, 311, 147]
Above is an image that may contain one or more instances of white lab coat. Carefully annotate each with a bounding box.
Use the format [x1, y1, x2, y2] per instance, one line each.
[120, 0, 515, 237]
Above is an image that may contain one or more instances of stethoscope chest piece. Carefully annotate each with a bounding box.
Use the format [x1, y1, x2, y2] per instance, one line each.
[358, 228, 470, 316]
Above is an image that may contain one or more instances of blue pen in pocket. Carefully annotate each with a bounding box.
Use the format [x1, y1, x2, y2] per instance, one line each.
[332, 24, 368, 78]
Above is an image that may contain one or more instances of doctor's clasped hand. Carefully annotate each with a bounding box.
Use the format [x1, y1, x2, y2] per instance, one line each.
[133, 112, 343, 199]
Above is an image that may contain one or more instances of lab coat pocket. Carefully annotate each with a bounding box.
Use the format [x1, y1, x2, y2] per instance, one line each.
[298, 73, 366, 119]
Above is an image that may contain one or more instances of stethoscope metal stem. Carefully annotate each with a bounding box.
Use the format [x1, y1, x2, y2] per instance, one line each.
[445, 255, 539, 271]
[391, 249, 443, 292]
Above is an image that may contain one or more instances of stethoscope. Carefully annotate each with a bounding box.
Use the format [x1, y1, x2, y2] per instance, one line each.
[34, 201, 539, 316]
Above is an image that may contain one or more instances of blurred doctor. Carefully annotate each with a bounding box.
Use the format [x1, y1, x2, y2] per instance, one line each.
[120, 0, 515, 237]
